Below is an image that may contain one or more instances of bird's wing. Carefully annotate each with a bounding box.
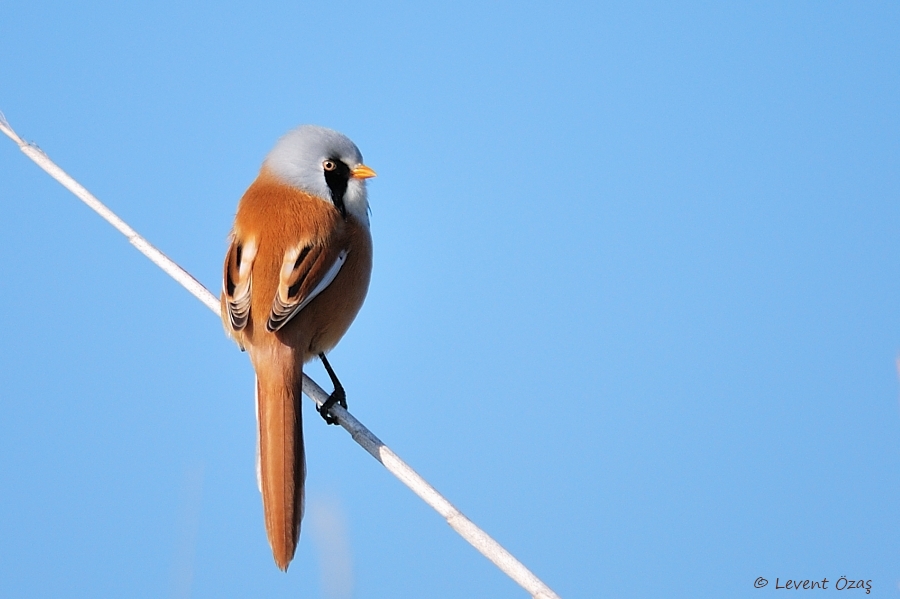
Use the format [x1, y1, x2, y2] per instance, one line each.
[267, 240, 348, 332]
[223, 237, 258, 331]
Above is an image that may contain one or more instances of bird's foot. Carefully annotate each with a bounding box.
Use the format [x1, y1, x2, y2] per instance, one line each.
[317, 386, 347, 425]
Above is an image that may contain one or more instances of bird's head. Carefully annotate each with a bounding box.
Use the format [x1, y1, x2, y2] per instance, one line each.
[264, 125, 376, 224]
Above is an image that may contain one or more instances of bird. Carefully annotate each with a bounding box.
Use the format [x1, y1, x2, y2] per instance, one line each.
[220, 125, 375, 571]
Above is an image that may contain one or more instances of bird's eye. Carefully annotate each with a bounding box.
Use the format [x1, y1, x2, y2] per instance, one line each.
[323, 160, 336, 171]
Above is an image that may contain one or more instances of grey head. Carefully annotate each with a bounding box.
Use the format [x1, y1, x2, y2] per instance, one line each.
[264, 125, 374, 226]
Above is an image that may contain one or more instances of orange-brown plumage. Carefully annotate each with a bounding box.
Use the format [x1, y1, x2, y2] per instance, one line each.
[226, 168, 372, 355]
[220, 126, 373, 571]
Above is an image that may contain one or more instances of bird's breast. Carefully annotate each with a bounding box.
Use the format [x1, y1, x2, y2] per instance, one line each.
[231, 170, 372, 360]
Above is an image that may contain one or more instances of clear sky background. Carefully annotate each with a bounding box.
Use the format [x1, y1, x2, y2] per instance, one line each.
[1, 2, 898, 598]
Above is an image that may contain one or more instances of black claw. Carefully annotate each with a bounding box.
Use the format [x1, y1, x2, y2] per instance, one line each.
[317, 353, 347, 425]
[317, 386, 345, 425]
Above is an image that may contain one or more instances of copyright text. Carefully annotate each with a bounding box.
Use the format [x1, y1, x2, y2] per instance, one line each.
[754, 577, 871, 594]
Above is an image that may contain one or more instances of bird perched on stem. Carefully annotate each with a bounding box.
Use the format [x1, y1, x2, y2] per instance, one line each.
[220, 125, 375, 570]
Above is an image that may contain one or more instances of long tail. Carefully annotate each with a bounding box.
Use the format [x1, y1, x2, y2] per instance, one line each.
[255, 346, 305, 571]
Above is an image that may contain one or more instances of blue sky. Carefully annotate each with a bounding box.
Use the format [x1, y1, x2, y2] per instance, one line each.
[1, 2, 898, 598]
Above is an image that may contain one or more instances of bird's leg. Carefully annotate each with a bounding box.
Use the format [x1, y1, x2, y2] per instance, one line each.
[316, 352, 347, 425]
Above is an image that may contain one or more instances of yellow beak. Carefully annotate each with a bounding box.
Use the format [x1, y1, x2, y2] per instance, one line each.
[351, 164, 377, 180]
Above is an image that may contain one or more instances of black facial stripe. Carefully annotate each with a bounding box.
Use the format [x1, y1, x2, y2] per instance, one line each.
[323, 157, 351, 219]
